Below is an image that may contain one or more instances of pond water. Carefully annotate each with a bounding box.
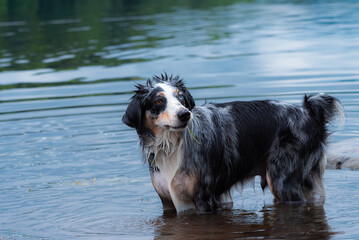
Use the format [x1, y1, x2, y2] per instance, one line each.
[1, 0, 359, 239]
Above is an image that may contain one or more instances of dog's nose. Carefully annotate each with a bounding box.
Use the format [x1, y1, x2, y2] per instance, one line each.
[177, 110, 191, 122]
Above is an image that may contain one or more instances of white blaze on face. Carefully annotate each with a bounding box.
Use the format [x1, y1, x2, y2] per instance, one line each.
[155, 83, 189, 129]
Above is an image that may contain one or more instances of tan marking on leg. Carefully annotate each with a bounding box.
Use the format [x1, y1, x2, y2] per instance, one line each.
[170, 170, 197, 212]
[266, 172, 280, 201]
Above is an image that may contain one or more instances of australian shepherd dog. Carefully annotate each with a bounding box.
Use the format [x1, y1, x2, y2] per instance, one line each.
[123, 74, 344, 214]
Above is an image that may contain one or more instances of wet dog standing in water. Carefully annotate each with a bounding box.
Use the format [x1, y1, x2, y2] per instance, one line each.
[122, 74, 344, 214]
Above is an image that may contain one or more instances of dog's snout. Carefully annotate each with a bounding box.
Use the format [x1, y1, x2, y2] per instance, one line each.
[177, 110, 191, 122]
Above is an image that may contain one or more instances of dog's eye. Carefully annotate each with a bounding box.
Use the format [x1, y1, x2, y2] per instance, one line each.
[155, 99, 163, 105]
[178, 94, 184, 101]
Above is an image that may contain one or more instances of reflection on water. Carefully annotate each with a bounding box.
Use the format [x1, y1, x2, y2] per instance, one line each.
[153, 202, 333, 240]
[1, 0, 359, 239]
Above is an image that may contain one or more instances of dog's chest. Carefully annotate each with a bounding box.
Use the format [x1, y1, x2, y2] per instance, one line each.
[151, 146, 196, 212]
[154, 147, 183, 188]
[151, 146, 183, 199]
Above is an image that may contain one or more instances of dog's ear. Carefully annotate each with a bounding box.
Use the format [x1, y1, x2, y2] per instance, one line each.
[122, 96, 143, 129]
[183, 90, 195, 110]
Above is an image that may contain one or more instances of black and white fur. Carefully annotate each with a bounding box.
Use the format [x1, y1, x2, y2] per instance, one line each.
[123, 74, 344, 214]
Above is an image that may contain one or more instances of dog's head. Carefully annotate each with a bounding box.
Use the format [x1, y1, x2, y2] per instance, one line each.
[123, 74, 195, 136]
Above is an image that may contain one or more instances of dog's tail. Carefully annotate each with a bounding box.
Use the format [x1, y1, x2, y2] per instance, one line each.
[303, 93, 345, 130]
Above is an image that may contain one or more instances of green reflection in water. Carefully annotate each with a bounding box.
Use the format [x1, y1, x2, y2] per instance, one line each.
[0, 76, 141, 90]
[0, 0, 251, 72]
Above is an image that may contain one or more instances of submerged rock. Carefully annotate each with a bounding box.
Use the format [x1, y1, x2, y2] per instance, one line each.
[327, 138, 359, 170]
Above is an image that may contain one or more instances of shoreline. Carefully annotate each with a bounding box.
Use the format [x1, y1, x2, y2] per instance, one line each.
[327, 138, 359, 170]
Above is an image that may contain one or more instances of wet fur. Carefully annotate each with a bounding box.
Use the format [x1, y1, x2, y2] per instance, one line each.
[123, 74, 344, 213]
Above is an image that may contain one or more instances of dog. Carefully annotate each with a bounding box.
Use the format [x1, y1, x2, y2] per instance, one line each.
[122, 73, 344, 214]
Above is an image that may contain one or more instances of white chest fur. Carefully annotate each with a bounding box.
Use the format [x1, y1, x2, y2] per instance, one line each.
[155, 145, 183, 185]
[150, 133, 195, 212]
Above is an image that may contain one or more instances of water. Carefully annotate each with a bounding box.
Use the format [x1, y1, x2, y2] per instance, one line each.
[1, 0, 359, 239]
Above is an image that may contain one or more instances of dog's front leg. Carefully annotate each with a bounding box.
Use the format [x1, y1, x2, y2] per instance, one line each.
[192, 181, 220, 214]
[169, 170, 196, 213]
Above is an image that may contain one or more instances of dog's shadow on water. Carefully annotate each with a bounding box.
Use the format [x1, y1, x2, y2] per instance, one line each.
[150, 202, 337, 239]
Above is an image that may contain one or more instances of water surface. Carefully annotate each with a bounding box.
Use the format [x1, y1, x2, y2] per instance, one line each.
[1, 0, 359, 239]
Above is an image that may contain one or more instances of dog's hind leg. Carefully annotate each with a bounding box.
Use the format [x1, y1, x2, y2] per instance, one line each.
[265, 126, 308, 202]
[266, 146, 306, 202]
[266, 170, 305, 202]
[302, 154, 326, 201]
[267, 148, 327, 202]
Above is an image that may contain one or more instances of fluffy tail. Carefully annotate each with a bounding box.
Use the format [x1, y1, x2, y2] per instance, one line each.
[303, 93, 345, 130]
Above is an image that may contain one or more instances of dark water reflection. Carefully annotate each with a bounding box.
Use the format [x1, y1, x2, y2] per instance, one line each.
[153, 202, 333, 239]
[1, 0, 359, 239]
